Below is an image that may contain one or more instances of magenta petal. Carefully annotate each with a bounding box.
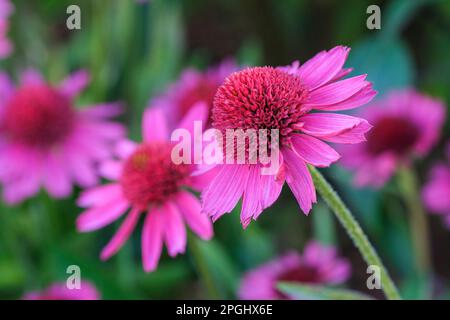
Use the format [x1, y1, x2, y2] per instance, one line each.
[162, 201, 187, 257]
[115, 139, 138, 159]
[241, 165, 263, 228]
[77, 183, 123, 208]
[42, 153, 72, 198]
[100, 207, 141, 260]
[313, 83, 376, 111]
[20, 69, 44, 86]
[201, 164, 249, 221]
[77, 198, 129, 232]
[99, 160, 123, 180]
[259, 173, 283, 213]
[175, 191, 213, 240]
[320, 119, 372, 144]
[297, 46, 350, 90]
[142, 107, 168, 142]
[142, 207, 164, 272]
[59, 70, 90, 98]
[297, 113, 363, 138]
[79, 103, 123, 119]
[177, 101, 208, 136]
[282, 148, 316, 214]
[305, 74, 369, 107]
[291, 134, 340, 167]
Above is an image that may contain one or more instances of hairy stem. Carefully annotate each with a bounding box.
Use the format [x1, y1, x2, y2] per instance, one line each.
[309, 166, 401, 300]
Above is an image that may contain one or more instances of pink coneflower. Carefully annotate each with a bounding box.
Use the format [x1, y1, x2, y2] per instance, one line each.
[239, 241, 351, 300]
[23, 281, 100, 300]
[152, 59, 238, 127]
[76, 104, 213, 272]
[0, 70, 125, 204]
[422, 144, 450, 228]
[0, 0, 13, 58]
[201, 46, 375, 227]
[340, 89, 445, 187]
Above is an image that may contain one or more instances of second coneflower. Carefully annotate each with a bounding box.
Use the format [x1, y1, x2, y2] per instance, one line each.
[76, 104, 213, 272]
[201, 46, 375, 227]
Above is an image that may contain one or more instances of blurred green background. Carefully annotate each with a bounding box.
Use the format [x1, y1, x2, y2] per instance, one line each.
[0, 0, 449, 299]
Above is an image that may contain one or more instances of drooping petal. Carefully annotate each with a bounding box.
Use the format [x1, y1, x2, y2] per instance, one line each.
[115, 139, 138, 159]
[42, 153, 72, 198]
[77, 198, 130, 232]
[142, 107, 168, 142]
[162, 201, 187, 257]
[282, 148, 316, 214]
[100, 207, 141, 260]
[177, 101, 208, 136]
[290, 134, 340, 167]
[175, 191, 213, 240]
[58, 70, 90, 98]
[320, 119, 372, 144]
[142, 207, 164, 272]
[201, 164, 249, 221]
[241, 165, 263, 228]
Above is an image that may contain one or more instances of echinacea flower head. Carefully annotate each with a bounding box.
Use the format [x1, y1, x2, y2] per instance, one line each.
[0, 0, 13, 59]
[76, 104, 213, 272]
[23, 281, 99, 300]
[201, 46, 375, 227]
[152, 59, 238, 127]
[340, 89, 445, 187]
[422, 143, 450, 228]
[238, 241, 351, 300]
[0, 70, 125, 204]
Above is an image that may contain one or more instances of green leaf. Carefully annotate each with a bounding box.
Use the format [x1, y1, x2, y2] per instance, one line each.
[277, 282, 374, 300]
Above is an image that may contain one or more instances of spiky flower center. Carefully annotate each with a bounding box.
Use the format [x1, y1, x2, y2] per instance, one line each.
[367, 116, 419, 156]
[211, 67, 308, 161]
[2, 85, 75, 148]
[120, 142, 190, 209]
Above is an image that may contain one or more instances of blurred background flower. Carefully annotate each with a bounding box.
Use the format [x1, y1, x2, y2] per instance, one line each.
[0, 0, 449, 300]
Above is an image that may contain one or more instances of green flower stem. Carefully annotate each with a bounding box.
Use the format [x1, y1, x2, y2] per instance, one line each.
[397, 166, 432, 282]
[188, 235, 221, 299]
[309, 166, 401, 300]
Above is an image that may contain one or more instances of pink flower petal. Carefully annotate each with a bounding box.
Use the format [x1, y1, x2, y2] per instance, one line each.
[297, 46, 350, 90]
[201, 164, 249, 221]
[115, 139, 138, 159]
[77, 183, 123, 208]
[320, 119, 372, 144]
[305, 75, 369, 107]
[313, 83, 376, 111]
[77, 198, 129, 232]
[58, 70, 90, 98]
[42, 153, 72, 198]
[175, 191, 213, 240]
[99, 160, 122, 180]
[177, 101, 208, 136]
[20, 69, 44, 86]
[142, 207, 164, 272]
[142, 107, 168, 142]
[241, 165, 263, 228]
[291, 134, 340, 167]
[100, 207, 141, 260]
[162, 201, 187, 257]
[282, 148, 316, 214]
[79, 103, 123, 119]
[297, 113, 363, 138]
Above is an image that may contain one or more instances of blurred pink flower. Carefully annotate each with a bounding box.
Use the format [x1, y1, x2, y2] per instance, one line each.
[0, 0, 13, 58]
[152, 59, 238, 127]
[23, 281, 100, 300]
[340, 89, 445, 187]
[422, 143, 450, 228]
[76, 104, 213, 272]
[201, 46, 375, 227]
[239, 241, 351, 300]
[0, 70, 125, 204]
